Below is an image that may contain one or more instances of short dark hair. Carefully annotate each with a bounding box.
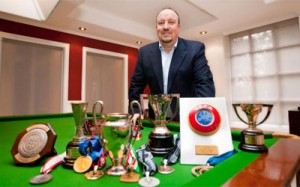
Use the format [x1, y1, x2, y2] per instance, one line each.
[156, 7, 180, 24]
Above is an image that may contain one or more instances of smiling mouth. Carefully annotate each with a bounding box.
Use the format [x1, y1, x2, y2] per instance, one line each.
[162, 32, 171, 37]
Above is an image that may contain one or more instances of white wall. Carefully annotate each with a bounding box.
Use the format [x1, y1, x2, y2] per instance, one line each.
[203, 36, 234, 126]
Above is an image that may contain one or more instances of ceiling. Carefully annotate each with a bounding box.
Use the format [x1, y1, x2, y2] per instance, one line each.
[1, 0, 300, 48]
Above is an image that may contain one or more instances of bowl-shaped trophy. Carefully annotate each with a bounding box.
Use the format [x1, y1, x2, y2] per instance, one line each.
[140, 94, 179, 155]
[92, 100, 142, 176]
[63, 102, 88, 168]
[232, 104, 273, 153]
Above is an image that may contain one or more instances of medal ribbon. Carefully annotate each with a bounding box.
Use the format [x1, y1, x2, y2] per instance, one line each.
[40, 152, 66, 174]
[79, 135, 103, 162]
[206, 149, 237, 166]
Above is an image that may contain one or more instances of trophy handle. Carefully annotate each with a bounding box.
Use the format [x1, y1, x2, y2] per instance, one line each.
[232, 103, 273, 126]
[232, 104, 248, 124]
[92, 101, 105, 142]
[129, 100, 142, 146]
[256, 104, 273, 126]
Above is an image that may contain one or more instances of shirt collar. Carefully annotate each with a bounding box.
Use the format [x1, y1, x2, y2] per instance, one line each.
[159, 38, 178, 52]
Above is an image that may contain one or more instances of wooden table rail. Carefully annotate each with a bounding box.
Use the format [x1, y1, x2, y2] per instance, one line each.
[223, 139, 300, 186]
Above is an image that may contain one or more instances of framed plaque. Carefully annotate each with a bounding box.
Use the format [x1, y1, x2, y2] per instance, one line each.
[180, 97, 233, 165]
[11, 123, 57, 165]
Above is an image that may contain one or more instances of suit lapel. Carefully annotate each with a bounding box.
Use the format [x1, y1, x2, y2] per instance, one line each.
[167, 39, 187, 92]
[150, 44, 164, 92]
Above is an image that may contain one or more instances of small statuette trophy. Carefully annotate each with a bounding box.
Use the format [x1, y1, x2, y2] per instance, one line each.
[141, 94, 179, 155]
[232, 103, 273, 153]
[63, 102, 88, 168]
[92, 100, 142, 176]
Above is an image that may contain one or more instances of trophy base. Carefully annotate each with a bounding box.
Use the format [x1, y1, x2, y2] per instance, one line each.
[106, 165, 126, 176]
[148, 134, 174, 155]
[238, 143, 268, 153]
[62, 140, 82, 169]
[239, 130, 268, 153]
[62, 157, 76, 169]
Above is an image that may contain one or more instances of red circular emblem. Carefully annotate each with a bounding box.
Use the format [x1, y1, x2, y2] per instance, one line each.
[188, 104, 221, 135]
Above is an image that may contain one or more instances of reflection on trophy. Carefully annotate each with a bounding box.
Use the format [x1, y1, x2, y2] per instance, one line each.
[92, 100, 142, 176]
[141, 94, 179, 155]
[63, 102, 88, 168]
[232, 104, 273, 153]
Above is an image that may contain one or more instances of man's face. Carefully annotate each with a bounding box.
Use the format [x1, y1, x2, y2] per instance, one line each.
[156, 9, 180, 44]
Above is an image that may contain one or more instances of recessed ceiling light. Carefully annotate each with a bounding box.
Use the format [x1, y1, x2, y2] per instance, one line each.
[200, 31, 208, 35]
[136, 41, 143, 44]
[79, 27, 87, 31]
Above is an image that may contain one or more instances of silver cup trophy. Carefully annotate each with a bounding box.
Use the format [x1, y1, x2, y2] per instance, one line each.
[92, 100, 142, 176]
[232, 104, 273, 153]
[63, 102, 88, 168]
[141, 94, 179, 155]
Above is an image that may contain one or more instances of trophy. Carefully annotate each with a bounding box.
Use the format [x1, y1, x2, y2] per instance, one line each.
[141, 94, 179, 155]
[63, 102, 88, 168]
[92, 100, 142, 176]
[232, 104, 273, 153]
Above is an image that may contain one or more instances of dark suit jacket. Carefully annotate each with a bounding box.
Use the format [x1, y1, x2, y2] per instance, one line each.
[129, 38, 215, 120]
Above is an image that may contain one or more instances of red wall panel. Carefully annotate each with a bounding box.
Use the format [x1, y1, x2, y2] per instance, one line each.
[0, 18, 138, 100]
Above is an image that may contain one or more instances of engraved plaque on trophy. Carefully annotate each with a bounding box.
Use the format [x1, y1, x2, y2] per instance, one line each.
[62, 102, 88, 168]
[232, 104, 273, 153]
[140, 94, 179, 155]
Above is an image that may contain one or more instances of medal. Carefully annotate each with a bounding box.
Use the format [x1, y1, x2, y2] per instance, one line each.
[191, 150, 237, 177]
[138, 171, 160, 187]
[84, 165, 104, 180]
[158, 159, 174, 174]
[120, 166, 140, 183]
[29, 174, 52, 184]
[191, 165, 213, 177]
[73, 155, 92, 173]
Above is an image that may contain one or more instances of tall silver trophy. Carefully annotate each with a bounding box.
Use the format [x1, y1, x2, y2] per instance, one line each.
[232, 104, 273, 153]
[141, 94, 179, 155]
[63, 102, 88, 168]
[92, 100, 142, 176]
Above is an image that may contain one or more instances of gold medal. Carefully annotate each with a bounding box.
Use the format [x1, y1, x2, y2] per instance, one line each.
[84, 170, 104, 180]
[191, 165, 213, 177]
[120, 166, 140, 183]
[73, 155, 92, 173]
[84, 165, 104, 180]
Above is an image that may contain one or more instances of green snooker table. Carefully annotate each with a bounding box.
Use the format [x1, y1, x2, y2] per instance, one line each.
[0, 113, 299, 186]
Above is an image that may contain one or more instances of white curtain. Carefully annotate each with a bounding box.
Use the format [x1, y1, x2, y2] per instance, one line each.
[85, 52, 125, 113]
[229, 17, 300, 127]
[0, 38, 63, 116]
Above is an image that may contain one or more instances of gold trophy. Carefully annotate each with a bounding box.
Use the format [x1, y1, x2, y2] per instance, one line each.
[63, 102, 88, 168]
[141, 94, 179, 155]
[92, 100, 142, 176]
[232, 104, 273, 153]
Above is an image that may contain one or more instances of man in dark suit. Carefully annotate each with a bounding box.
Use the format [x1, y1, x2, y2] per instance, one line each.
[129, 7, 215, 122]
